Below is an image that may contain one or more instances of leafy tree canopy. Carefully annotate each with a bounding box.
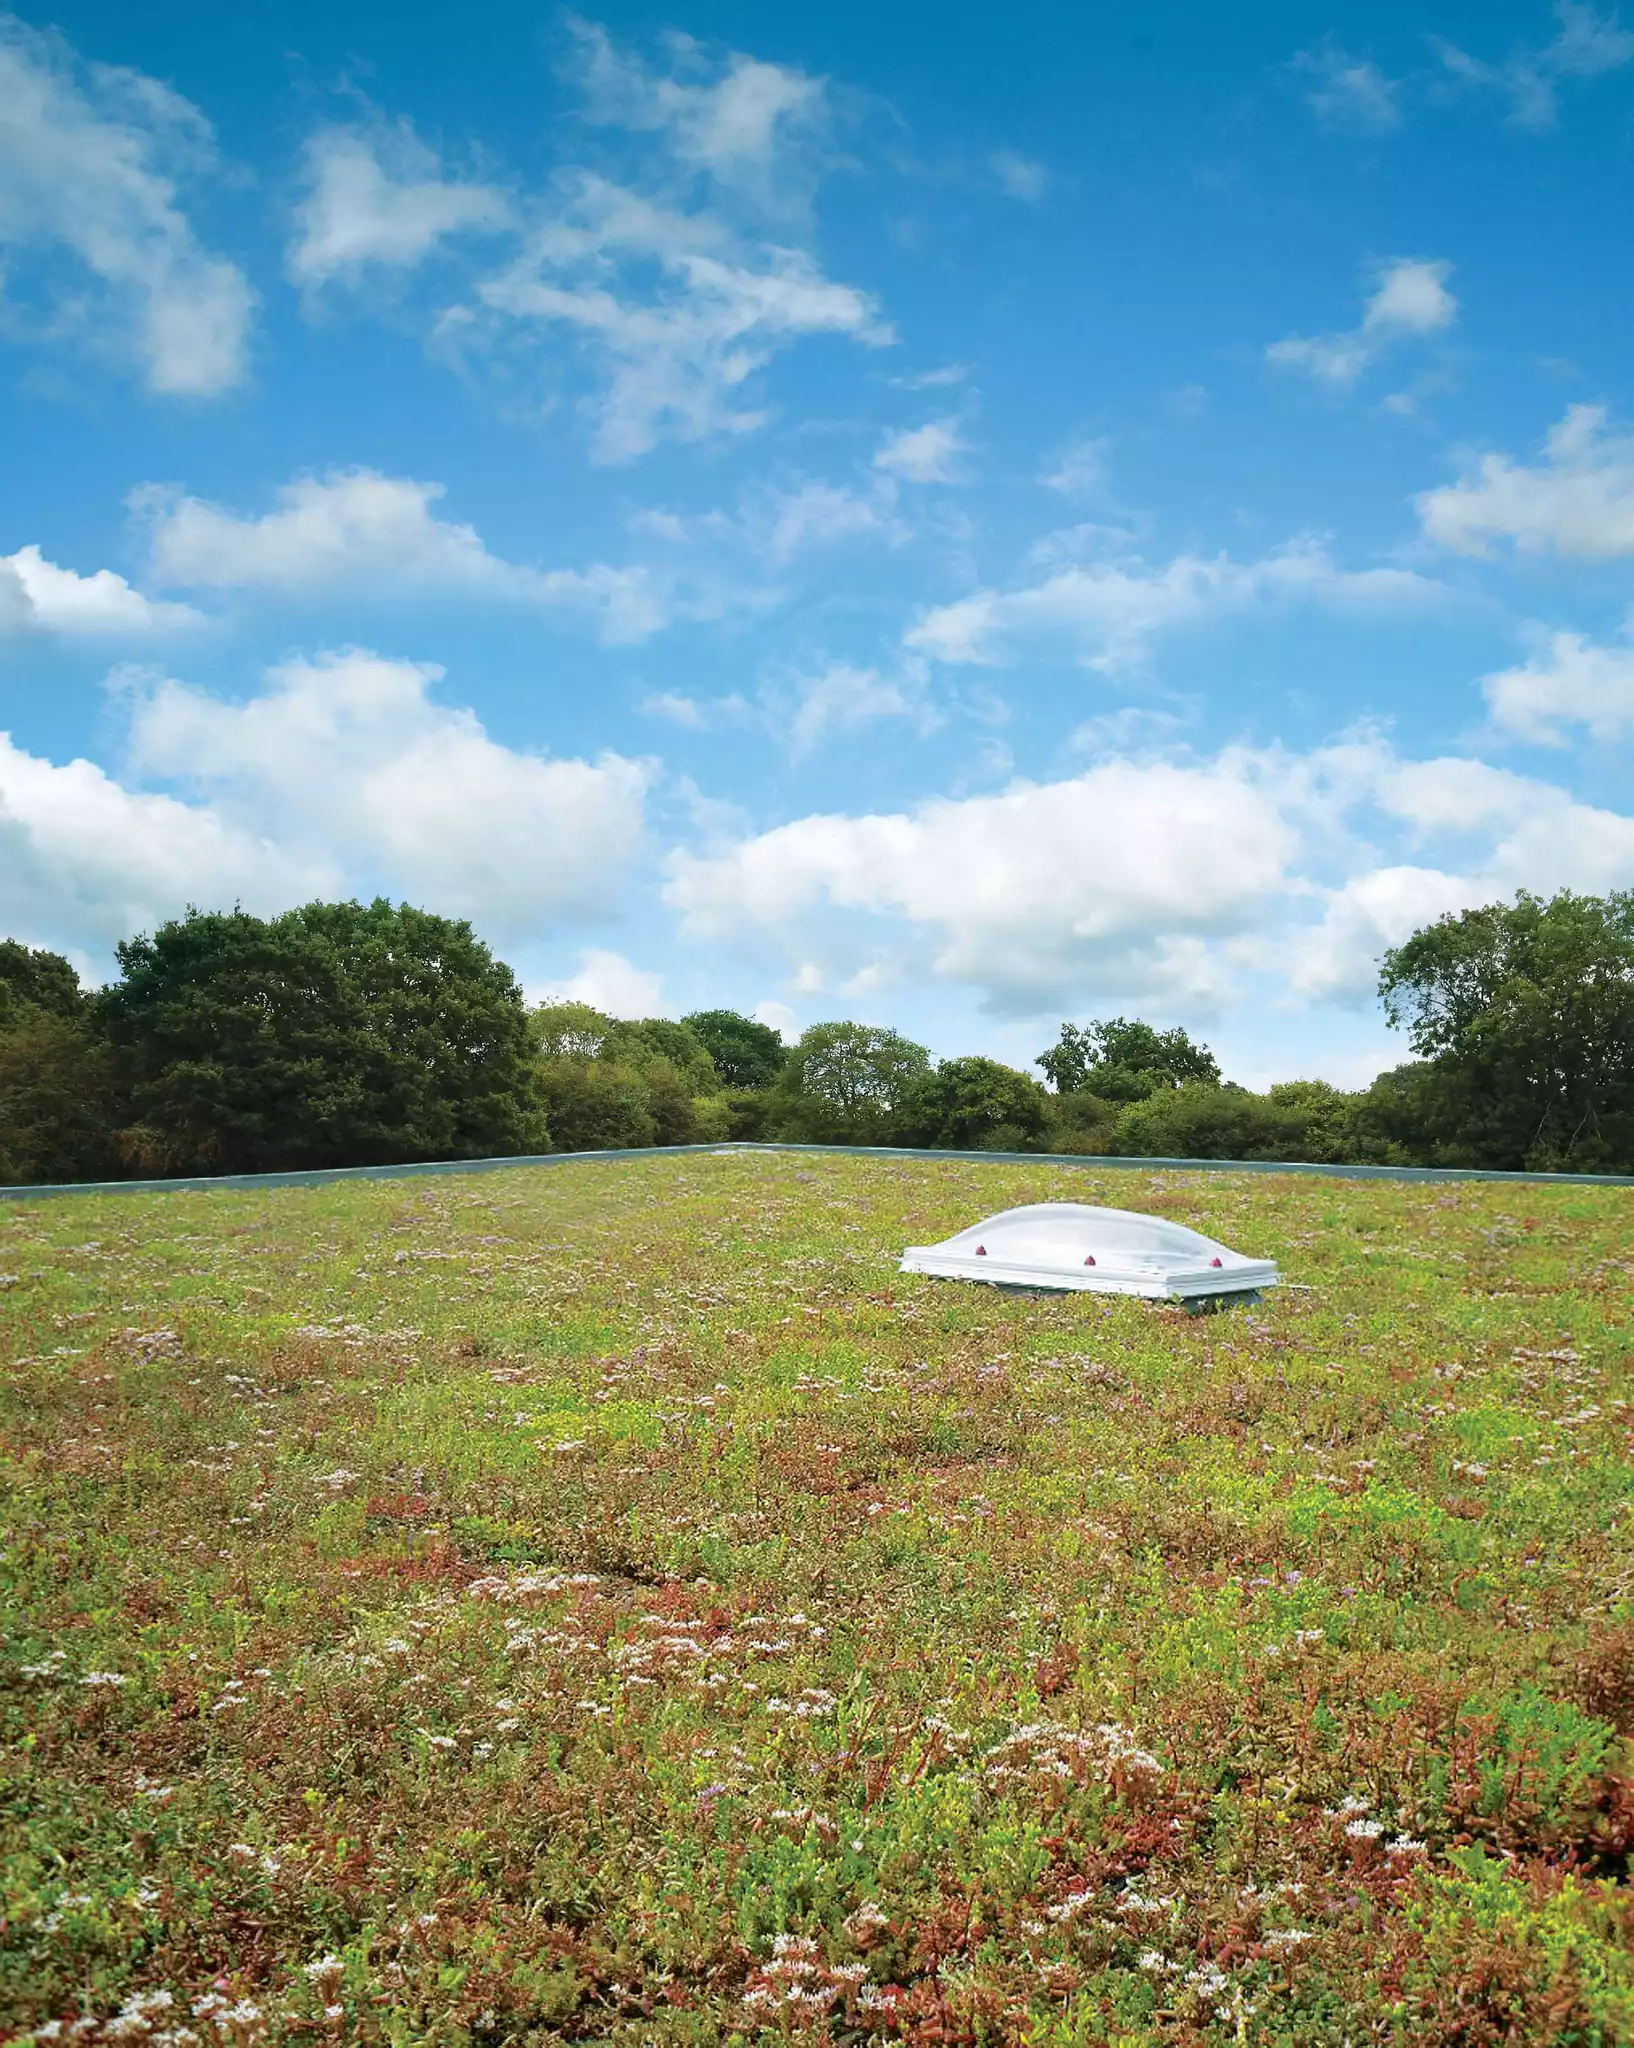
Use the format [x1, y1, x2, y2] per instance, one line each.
[0, 1011, 121, 1184]
[682, 1009, 786, 1090]
[100, 899, 546, 1175]
[1037, 1016, 1221, 1101]
[532, 1002, 618, 1062]
[606, 1017, 718, 1096]
[903, 1056, 1050, 1150]
[771, 1021, 931, 1143]
[1379, 888, 1634, 1170]
[536, 1060, 656, 1153]
[0, 941, 86, 1026]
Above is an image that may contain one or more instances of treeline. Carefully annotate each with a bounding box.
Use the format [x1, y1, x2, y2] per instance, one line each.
[2, 888, 1633, 1183]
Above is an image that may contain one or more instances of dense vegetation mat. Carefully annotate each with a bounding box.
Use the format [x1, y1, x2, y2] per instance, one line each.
[3, 1152, 1633, 2044]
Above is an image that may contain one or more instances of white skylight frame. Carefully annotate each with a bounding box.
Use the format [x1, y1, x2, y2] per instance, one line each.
[899, 1202, 1279, 1303]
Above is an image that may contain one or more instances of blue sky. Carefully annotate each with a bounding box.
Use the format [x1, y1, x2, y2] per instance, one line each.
[4, 0, 1634, 1086]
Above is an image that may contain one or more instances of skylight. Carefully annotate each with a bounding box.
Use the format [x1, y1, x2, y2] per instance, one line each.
[899, 1202, 1279, 1305]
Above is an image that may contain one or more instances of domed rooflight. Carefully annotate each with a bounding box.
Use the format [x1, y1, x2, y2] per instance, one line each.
[899, 1202, 1278, 1306]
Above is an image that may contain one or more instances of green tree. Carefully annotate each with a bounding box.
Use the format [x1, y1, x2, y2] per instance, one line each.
[0, 941, 86, 1026]
[768, 1021, 931, 1144]
[0, 1010, 123, 1184]
[100, 899, 546, 1175]
[1379, 889, 1634, 1170]
[1112, 1078, 1403, 1164]
[532, 1002, 618, 1061]
[530, 1007, 716, 1149]
[1037, 1017, 1221, 1102]
[682, 1009, 787, 1090]
[1112, 1083, 1288, 1160]
[535, 1059, 657, 1152]
[902, 1055, 1051, 1150]
[606, 1017, 719, 1095]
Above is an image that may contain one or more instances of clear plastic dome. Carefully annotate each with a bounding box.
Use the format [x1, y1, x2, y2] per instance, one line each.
[900, 1201, 1278, 1301]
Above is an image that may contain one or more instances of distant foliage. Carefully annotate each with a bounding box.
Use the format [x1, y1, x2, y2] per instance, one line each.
[683, 1009, 787, 1090]
[607, 1018, 719, 1097]
[768, 1022, 931, 1144]
[532, 1001, 619, 1062]
[99, 900, 546, 1175]
[0, 1009, 122, 1184]
[530, 1004, 726, 1152]
[0, 946, 119, 1183]
[0, 941, 87, 1026]
[901, 1055, 1051, 1151]
[535, 1057, 657, 1153]
[1380, 889, 1634, 1171]
[5, 886, 1634, 1182]
[1038, 1016, 1221, 1102]
[1109, 1079, 1401, 1165]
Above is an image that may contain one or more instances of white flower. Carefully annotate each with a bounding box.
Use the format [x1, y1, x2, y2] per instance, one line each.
[1345, 1817, 1385, 1840]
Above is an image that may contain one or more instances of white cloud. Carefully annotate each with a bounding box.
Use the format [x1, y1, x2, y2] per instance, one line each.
[0, 544, 199, 637]
[134, 469, 669, 641]
[463, 170, 892, 462]
[666, 729, 1634, 1015]
[1437, 3, 1634, 130]
[1289, 865, 1477, 1000]
[566, 16, 827, 204]
[761, 479, 901, 560]
[1295, 42, 1402, 132]
[892, 363, 970, 391]
[1416, 405, 1634, 558]
[873, 419, 969, 484]
[774, 660, 938, 755]
[1480, 628, 1634, 742]
[0, 15, 252, 394]
[531, 946, 666, 1017]
[642, 691, 708, 728]
[1295, 746, 1634, 996]
[642, 658, 935, 756]
[1040, 434, 1111, 501]
[905, 536, 1444, 674]
[667, 751, 1298, 1011]
[283, 26, 889, 461]
[0, 730, 317, 962]
[1267, 258, 1456, 388]
[288, 119, 511, 288]
[632, 474, 904, 566]
[988, 150, 1050, 201]
[124, 647, 650, 935]
[752, 997, 797, 1037]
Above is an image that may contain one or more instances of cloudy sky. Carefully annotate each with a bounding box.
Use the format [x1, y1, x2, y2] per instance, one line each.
[4, 0, 1634, 1084]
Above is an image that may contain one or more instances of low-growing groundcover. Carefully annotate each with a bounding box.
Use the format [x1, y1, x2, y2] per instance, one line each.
[3, 1153, 1633, 2046]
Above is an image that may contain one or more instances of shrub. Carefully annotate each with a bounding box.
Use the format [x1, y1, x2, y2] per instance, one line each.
[682, 1009, 786, 1090]
[100, 899, 546, 1174]
[535, 1058, 656, 1152]
[767, 1022, 931, 1144]
[901, 1056, 1051, 1150]
[0, 1010, 123, 1184]
[1038, 1016, 1220, 1100]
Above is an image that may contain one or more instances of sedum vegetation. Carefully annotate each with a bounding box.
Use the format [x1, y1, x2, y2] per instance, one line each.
[3, 1149, 1633, 2044]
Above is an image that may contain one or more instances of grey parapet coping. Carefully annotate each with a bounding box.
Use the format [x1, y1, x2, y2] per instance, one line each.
[3, 1140, 1634, 1201]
